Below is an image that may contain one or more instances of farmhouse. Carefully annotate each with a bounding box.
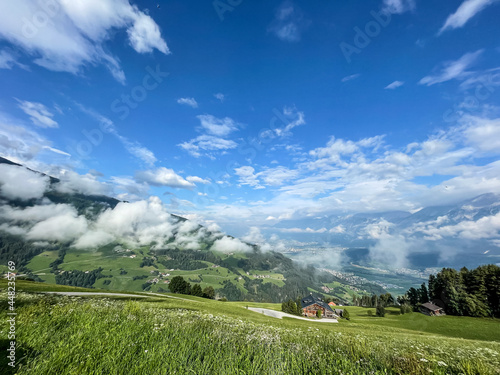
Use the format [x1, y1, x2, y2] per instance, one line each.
[419, 302, 446, 316]
[301, 296, 337, 318]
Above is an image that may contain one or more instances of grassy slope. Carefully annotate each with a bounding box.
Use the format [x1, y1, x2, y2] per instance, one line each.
[1, 282, 499, 374]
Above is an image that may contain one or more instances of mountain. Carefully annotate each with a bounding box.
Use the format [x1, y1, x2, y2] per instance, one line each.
[0, 157, 385, 302]
[274, 193, 500, 270]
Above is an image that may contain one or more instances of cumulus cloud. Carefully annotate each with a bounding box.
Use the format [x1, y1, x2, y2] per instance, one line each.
[0, 164, 49, 201]
[27, 210, 88, 242]
[135, 167, 195, 189]
[54, 169, 110, 195]
[0, 0, 169, 83]
[242, 226, 266, 244]
[419, 50, 483, 86]
[72, 230, 115, 249]
[179, 114, 241, 158]
[439, 0, 499, 34]
[211, 236, 252, 253]
[16, 100, 58, 128]
[197, 115, 239, 137]
[177, 97, 198, 108]
[95, 197, 178, 246]
[463, 116, 500, 153]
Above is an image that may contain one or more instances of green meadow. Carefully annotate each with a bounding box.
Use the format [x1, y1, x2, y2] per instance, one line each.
[1, 281, 499, 374]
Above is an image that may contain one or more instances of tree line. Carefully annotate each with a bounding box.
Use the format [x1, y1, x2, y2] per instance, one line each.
[168, 276, 215, 299]
[401, 265, 500, 318]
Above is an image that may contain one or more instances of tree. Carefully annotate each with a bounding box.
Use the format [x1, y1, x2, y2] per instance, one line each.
[343, 309, 350, 320]
[295, 297, 302, 314]
[316, 309, 322, 318]
[376, 305, 385, 317]
[169, 276, 191, 294]
[418, 283, 429, 304]
[400, 304, 412, 314]
[203, 286, 215, 299]
[407, 287, 419, 308]
[191, 283, 203, 297]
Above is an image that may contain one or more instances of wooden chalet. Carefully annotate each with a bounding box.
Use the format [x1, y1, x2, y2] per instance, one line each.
[301, 296, 337, 318]
[419, 302, 445, 316]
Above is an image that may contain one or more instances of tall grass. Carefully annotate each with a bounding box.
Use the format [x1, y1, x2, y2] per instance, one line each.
[1, 293, 499, 374]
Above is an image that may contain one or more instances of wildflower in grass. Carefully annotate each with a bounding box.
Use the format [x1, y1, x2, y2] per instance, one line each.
[437, 361, 447, 367]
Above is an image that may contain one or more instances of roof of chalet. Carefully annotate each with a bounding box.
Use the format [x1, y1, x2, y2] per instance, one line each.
[420, 302, 443, 311]
[301, 296, 334, 312]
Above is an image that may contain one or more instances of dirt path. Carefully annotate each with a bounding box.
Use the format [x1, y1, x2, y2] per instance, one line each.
[248, 307, 338, 323]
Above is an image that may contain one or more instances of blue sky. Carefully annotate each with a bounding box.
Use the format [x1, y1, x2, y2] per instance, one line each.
[1, 0, 500, 243]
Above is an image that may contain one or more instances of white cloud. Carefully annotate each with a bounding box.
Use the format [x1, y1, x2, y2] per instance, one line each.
[234, 166, 264, 189]
[0, 0, 169, 83]
[419, 50, 483, 86]
[179, 114, 241, 158]
[382, 0, 416, 14]
[16, 99, 58, 128]
[0, 116, 56, 162]
[214, 93, 225, 103]
[263, 107, 305, 138]
[463, 116, 500, 153]
[268, 2, 309, 42]
[186, 176, 211, 185]
[72, 230, 115, 249]
[0, 50, 27, 69]
[211, 236, 252, 253]
[179, 135, 238, 158]
[369, 233, 410, 268]
[110, 176, 149, 201]
[385, 80, 405, 89]
[0, 164, 49, 201]
[95, 197, 179, 247]
[135, 167, 195, 189]
[127, 12, 169, 54]
[54, 169, 110, 195]
[242, 226, 266, 244]
[27, 208, 88, 242]
[197, 115, 239, 137]
[439, 0, 499, 34]
[177, 97, 198, 108]
[341, 74, 360, 82]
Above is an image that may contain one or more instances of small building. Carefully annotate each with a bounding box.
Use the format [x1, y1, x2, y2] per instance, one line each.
[419, 302, 445, 316]
[301, 296, 337, 318]
[328, 301, 336, 307]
